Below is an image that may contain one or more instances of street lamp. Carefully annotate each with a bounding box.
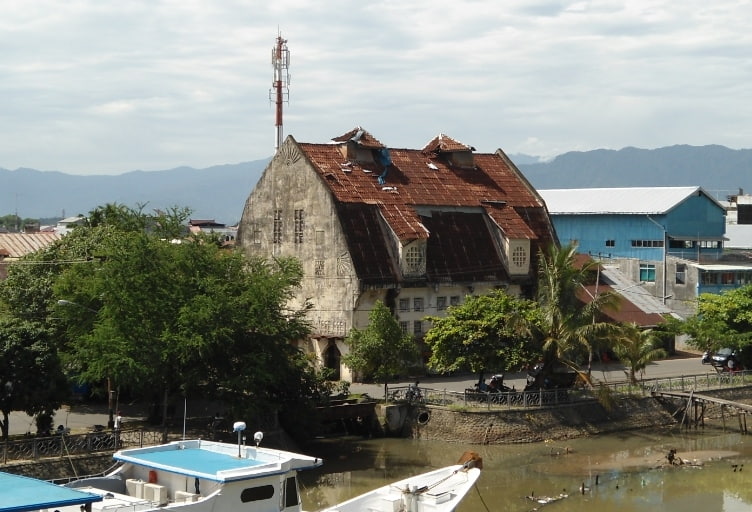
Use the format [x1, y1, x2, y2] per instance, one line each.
[57, 298, 116, 429]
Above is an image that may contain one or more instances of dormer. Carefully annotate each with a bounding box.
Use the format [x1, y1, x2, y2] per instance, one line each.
[332, 127, 386, 164]
[422, 133, 475, 169]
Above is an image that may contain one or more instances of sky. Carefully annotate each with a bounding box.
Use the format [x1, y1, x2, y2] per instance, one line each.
[2, 0, 751, 175]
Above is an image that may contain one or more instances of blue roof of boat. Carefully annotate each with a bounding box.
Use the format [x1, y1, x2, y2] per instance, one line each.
[0, 471, 101, 512]
[113, 440, 322, 483]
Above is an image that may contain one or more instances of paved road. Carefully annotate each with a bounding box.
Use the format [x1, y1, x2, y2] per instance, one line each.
[8, 352, 710, 436]
[349, 351, 711, 398]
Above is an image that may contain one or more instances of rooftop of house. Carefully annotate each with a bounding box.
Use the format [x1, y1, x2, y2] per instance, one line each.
[539, 186, 724, 215]
[0, 232, 61, 259]
[297, 128, 551, 242]
[189, 219, 227, 228]
[286, 127, 557, 286]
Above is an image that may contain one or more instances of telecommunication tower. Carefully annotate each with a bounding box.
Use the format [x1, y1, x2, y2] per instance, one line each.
[270, 34, 290, 151]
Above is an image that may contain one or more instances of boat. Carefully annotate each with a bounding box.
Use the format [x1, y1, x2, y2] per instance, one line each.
[5, 422, 481, 512]
[318, 451, 483, 512]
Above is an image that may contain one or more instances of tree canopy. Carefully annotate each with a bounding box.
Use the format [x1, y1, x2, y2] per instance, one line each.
[423, 290, 539, 383]
[522, 243, 619, 382]
[342, 300, 419, 399]
[0, 203, 324, 435]
[0, 318, 68, 439]
[611, 323, 668, 385]
[672, 284, 752, 365]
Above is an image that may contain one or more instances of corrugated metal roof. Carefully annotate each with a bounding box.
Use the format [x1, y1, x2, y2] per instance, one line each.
[600, 266, 673, 315]
[725, 224, 752, 249]
[0, 232, 61, 258]
[693, 263, 752, 271]
[539, 186, 716, 215]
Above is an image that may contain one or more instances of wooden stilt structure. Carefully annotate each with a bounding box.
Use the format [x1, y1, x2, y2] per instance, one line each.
[654, 390, 751, 434]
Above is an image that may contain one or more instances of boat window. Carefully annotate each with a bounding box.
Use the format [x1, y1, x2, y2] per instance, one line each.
[241, 485, 275, 502]
[285, 476, 299, 507]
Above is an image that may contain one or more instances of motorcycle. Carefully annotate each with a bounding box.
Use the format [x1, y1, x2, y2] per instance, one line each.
[702, 351, 711, 364]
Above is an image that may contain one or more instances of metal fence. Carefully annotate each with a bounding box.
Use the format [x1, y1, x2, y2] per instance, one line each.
[1, 428, 169, 465]
[388, 385, 588, 410]
[599, 369, 752, 396]
[388, 370, 752, 411]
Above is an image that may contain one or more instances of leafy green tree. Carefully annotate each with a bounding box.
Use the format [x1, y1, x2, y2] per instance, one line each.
[55, 225, 313, 425]
[0, 318, 68, 439]
[342, 300, 419, 400]
[424, 290, 539, 386]
[1, 203, 324, 434]
[612, 323, 668, 385]
[521, 243, 619, 386]
[675, 285, 752, 362]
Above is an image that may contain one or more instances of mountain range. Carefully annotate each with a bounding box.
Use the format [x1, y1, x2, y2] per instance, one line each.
[2, 145, 751, 225]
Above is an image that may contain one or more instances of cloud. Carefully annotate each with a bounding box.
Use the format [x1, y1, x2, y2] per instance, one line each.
[0, 0, 751, 174]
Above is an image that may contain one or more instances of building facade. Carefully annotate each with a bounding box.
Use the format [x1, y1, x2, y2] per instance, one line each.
[539, 186, 742, 318]
[237, 128, 557, 380]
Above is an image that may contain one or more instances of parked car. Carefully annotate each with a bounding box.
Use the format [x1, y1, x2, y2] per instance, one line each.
[710, 348, 740, 369]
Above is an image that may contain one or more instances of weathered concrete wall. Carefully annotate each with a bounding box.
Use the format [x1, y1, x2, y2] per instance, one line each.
[380, 397, 679, 444]
[387, 387, 752, 444]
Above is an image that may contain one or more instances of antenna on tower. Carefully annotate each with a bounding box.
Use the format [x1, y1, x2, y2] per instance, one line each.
[270, 33, 290, 152]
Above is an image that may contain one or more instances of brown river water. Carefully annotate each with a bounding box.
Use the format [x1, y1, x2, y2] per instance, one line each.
[299, 428, 752, 512]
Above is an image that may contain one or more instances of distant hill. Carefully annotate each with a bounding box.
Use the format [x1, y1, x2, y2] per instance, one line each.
[3, 145, 751, 225]
[1, 160, 270, 225]
[517, 145, 752, 198]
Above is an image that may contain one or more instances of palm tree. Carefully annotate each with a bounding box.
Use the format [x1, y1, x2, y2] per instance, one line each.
[612, 322, 668, 385]
[523, 243, 619, 387]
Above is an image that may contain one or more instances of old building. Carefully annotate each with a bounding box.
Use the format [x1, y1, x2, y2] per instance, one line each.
[237, 128, 557, 380]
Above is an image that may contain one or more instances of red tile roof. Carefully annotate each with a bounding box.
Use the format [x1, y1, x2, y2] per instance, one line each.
[299, 141, 549, 241]
[296, 129, 557, 285]
[421, 133, 475, 153]
[330, 127, 386, 149]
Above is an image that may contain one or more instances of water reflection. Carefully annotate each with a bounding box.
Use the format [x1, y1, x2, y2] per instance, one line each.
[299, 429, 752, 512]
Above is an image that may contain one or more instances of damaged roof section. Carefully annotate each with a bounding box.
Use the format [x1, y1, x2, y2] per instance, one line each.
[297, 127, 557, 285]
[422, 133, 476, 154]
[423, 211, 510, 282]
[331, 126, 386, 149]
